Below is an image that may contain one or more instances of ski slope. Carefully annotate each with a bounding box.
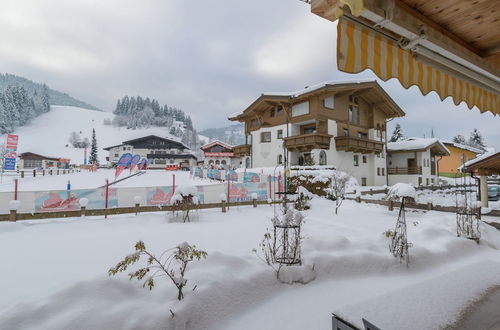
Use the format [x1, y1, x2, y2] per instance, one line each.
[1, 106, 180, 165]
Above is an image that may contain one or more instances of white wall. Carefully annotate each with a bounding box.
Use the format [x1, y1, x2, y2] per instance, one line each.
[250, 124, 287, 167]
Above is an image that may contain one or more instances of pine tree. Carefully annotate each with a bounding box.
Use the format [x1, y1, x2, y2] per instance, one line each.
[89, 128, 99, 165]
[390, 123, 404, 142]
[452, 134, 467, 145]
[469, 128, 486, 150]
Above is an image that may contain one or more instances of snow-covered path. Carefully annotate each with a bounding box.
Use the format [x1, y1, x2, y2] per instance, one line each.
[0, 198, 499, 329]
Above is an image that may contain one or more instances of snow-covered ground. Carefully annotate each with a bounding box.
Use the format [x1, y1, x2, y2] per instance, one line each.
[0, 170, 215, 192]
[1, 197, 500, 330]
[1, 105, 179, 165]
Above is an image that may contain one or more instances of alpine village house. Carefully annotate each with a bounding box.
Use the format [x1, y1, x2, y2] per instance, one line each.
[229, 81, 405, 186]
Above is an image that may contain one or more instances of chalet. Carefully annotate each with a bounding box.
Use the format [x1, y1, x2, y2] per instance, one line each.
[229, 80, 405, 186]
[438, 141, 483, 176]
[387, 138, 450, 186]
[18, 152, 70, 169]
[200, 140, 240, 168]
[103, 135, 197, 169]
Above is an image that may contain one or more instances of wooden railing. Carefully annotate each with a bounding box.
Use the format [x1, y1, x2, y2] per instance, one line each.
[284, 133, 332, 152]
[334, 136, 383, 154]
[387, 167, 423, 175]
[233, 144, 251, 157]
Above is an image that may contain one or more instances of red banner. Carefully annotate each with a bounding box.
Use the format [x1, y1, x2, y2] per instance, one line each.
[6, 134, 19, 149]
[204, 152, 234, 157]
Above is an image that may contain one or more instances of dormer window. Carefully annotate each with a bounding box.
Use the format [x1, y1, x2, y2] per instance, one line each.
[276, 105, 283, 115]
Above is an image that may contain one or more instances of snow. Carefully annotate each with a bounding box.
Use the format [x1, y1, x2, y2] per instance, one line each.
[178, 185, 197, 197]
[462, 151, 499, 169]
[387, 138, 449, 154]
[262, 80, 375, 98]
[8, 199, 20, 210]
[1, 105, 180, 165]
[79, 197, 89, 207]
[387, 183, 417, 199]
[1, 196, 500, 329]
[442, 140, 484, 154]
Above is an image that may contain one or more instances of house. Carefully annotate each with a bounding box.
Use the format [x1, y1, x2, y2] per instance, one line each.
[18, 152, 70, 169]
[103, 135, 197, 169]
[200, 140, 241, 169]
[387, 138, 450, 186]
[438, 141, 483, 176]
[229, 80, 405, 186]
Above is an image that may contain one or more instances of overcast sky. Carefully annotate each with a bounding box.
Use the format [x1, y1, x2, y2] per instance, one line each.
[1, 0, 498, 149]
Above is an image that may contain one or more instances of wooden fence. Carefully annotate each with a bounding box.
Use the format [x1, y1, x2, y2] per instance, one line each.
[0, 199, 279, 222]
[346, 183, 477, 196]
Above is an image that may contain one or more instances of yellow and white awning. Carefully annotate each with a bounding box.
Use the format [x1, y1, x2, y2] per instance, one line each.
[337, 17, 499, 115]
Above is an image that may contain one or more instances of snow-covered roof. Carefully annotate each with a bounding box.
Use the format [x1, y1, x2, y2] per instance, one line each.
[462, 151, 499, 169]
[262, 79, 375, 98]
[387, 138, 450, 155]
[441, 140, 484, 154]
[200, 140, 233, 151]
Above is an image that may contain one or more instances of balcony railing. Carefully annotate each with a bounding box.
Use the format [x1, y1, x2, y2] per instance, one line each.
[334, 136, 384, 154]
[387, 167, 423, 175]
[284, 133, 332, 152]
[233, 144, 251, 157]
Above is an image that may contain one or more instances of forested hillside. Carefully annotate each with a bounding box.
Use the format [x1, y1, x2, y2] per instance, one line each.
[0, 73, 99, 110]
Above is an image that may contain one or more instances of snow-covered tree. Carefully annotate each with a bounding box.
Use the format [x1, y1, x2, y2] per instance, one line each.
[469, 128, 486, 150]
[390, 123, 404, 142]
[89, 128, 99, 165]
[452, 134, 467, 145]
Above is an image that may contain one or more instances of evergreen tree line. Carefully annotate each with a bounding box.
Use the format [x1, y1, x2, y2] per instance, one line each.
[0, 84, 50, 133]
[113, 95, 193, 130]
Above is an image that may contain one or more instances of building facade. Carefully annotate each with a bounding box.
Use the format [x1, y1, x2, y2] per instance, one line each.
[229, 81, 405, 186]
[200, 140, 241, 168]
[18, 152, 70, 169]
[103, 135, 197, 169]
[387, 138, 450, 186]
[438, 141, 483, 176]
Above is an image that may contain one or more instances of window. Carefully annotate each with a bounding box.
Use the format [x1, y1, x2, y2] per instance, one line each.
[349, 105, 360, 123]
[277, 129, 283, 139]
[270, 109, 275, 117]
[114, 153, 119, 157]
[377, 168, 380, 176]
[169, 159, 175, 164]
[303, 126, 316, 134]
[418, 177, 423, 186]
[319, 151, 327, 165]
[261, 132, 271, 142]
[123, 147, 126, 151]
[277, 154, 283, 165]
[291, 101, 309, 117]
[155, 159, 166, 165]
[357, 132, 368, 139]
[24, 159, 42, 168]
[209, 160, 214, 165]
[216, 160, 220, 165]
[361, 177, 367, 186]
[276, 105, 283, 115]
[221, 160, 226, 165]
[245, 157, 251, 168]
[323, 96, 334, 109]
[354, 155, 359, 166]
[426, 178, 429, 186]
[362, 156, 367, 163]
[343, 128, 349, 136]
[382, 168, 385, 176]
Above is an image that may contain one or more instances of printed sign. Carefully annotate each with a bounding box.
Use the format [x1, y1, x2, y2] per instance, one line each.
[146, 186, 174, 205]
[244, 172, 260, 183]
[228, 182, 267, 202]
[4, 134, 18, 171]
[35, 188, 118, 212]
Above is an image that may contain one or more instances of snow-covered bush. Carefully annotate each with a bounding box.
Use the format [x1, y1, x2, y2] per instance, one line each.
[293, 186, 313, 211]
[108, 241, 207, 301]
[171, 185, 197, 222]
[288, 175, 331, 197]
[326, 171, 350, 214]
[386, 183, 416, 202]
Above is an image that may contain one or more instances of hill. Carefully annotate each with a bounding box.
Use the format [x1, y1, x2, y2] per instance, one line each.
[199, 123, 244, 145]
[0, 73, 99, 110]
[2, 106, 181, 165]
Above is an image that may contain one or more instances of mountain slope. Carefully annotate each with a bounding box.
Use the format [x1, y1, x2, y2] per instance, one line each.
[199, 124, 244, 145]
[3, 106, 180, 165]
[0, 73, 99, 110]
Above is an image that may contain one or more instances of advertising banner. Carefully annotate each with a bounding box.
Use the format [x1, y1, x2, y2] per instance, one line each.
[115, 153, 133, 178]
[4, 134, 18, 171]
[34, 188, 118, 212]
[243, 172, 260, 183]
[228, 182, 267, 202]
[146, 186, 174, 205]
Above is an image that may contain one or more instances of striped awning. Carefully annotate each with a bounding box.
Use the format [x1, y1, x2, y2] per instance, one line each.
[337, 17, 499, 115]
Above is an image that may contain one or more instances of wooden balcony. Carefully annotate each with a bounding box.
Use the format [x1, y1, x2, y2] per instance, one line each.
[334, 136, 384, 154]
[387, 167, 423, 175]
[284, 133, 332, 152]
[233, 144, 251, 157]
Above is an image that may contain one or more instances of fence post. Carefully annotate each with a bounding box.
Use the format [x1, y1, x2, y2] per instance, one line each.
[42, 170, 45, 176]
[427, 202, 432, 210]
[172, 174, 176, 195]
[105, 179, 109, 219]
[33, 169, 36, 177]
[221, 200, 226, 213]
[67, 180, 71, 199]
[388, 200, 394, 211]
[227, 176, 231, 210]
[268, 175, 272, 201]
[253, 197, 257, 208]
[14, 179, 18, 200]
[21, 171, 24, 178]
[80, 206, 86, 217]
[50, 169, 52, 176]
[57, 169, 59, 175]
[356, 196, 361, 203]
[9, 210, 17, 222]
